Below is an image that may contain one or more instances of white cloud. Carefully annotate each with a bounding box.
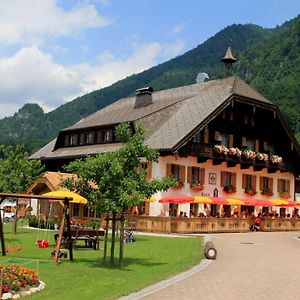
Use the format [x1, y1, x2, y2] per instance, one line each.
[0, 40, 185, 119]
[0, 0, 112, 47]
[172, 22, 185, 34]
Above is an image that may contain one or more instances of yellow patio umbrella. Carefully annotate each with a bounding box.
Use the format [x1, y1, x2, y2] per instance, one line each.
[43, 190, 88, 204]
[226, 198, 244, 205]
[144, 197, 155, 202]
[193, 196, 213, 204]
[270, 199, 289, 206]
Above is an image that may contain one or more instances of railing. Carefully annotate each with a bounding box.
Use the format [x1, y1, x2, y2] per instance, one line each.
[127, 216, 300, 234]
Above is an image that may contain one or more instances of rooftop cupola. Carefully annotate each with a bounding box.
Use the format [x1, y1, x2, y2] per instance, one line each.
[134, 86, 153, 108]
[221, 46, 237, 70]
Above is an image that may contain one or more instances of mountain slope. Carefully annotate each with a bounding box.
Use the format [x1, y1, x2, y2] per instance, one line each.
[0, 18, 299, 153]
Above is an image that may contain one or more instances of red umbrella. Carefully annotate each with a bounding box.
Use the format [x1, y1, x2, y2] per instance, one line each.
[159, 195, 194, 204]
[254, 199, 273, 207]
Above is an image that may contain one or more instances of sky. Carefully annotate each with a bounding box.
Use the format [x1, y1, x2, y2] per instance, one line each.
[0, 0, 299, 119]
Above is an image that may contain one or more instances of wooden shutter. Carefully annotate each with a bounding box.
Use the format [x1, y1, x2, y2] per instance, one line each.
[179, 165, 186, 183]
[242, 174, 247, 189]
[242, 137, 247, 147]
[166, 164, 172, 177]
[252, 175, 257, 190]
[269, 178, 273, 192]
[260, 177, 264, 191]
[232, 173, 237, 186]
[277, 179, 282, 193]
[80, 133, 85, 145]
[187, 167, 192, 184]
[146, 163, 152, 180]
[204, 126, 209, 143]
[221, 172, 226, 187]
[214, 131, 219, 142]
[200, 168, 205, 185]
[229, 134, 234, 147]
[64, 135, 69, 146]
[255, 140, 259, 152]
[287, 180, 290, 193]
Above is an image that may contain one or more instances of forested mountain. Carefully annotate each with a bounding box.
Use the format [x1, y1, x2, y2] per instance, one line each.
[0, 16, 299, 153]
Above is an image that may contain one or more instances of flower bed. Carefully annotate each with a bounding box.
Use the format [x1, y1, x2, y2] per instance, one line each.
[1, 265, 40, 296]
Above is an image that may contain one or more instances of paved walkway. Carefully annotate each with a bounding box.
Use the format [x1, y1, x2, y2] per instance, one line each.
[122, 231, 300, 300]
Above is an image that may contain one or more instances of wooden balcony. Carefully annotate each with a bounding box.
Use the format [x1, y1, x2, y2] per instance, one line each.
[186, 142, 287, 172]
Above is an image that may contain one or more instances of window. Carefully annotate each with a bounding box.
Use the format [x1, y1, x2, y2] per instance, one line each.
[140, 162, 152, 180]
[219, 132, 229, 146]
[69, 134, 78, 146]
[193, 132, 203, 143]
[221, 171, 236, 187]
[187, 167, 205, 185]
[277, 179, 290, 193]
[247, 139, 255, 151]
[104, 130, 113, 143]
[85, 132, 94, 144]
[260, 176, 273, 195]
[83, 206, 90, 218]
[166, 164, 185, 184]
[72, 203, 80, 217]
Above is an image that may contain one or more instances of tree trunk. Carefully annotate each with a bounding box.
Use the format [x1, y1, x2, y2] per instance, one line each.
[110, 211, 117, 266]
[102, 215, 109, 266]
[119, 213, 125, 268]
[13, 199, 18, 234]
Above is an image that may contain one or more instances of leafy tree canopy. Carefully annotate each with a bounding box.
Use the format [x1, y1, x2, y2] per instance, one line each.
[63, 123, 174, 213]
[0, 144, 44, 193]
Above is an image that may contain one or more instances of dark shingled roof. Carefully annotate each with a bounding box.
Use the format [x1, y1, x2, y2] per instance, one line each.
[30, 76, 272, 160]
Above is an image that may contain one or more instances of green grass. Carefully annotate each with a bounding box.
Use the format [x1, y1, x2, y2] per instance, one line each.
[1, 222, 203, 300]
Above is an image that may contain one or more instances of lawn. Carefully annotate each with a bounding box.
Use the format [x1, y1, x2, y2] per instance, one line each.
[1, 222, 203, 300]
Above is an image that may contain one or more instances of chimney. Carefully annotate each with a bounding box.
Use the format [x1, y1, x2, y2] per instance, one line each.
[134, 87, 153, 108]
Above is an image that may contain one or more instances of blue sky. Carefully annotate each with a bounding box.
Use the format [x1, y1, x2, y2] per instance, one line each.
[0, 0, 299, 119]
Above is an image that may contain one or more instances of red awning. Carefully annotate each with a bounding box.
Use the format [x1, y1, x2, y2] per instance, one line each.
[210, 197, 229, 205]
[159, 195, 194, 204]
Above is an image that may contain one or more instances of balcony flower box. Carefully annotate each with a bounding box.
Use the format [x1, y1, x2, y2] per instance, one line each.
[223, 185, 236, 194]
[256, 152, 269, 162]
[171, 180, 184, 190]
[270, 155, 283, 164]
[261, 188, 273, 197]
[279, 191, 290, 199]
[190, 182, 204, 192]
[242, 149, 256, 160]
[228, 147, 242, 158]
[213, 145, 228, 155]
[245, 186, 257, 196]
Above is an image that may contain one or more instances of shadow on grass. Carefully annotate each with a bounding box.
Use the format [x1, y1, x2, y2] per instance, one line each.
[68, 256, 166, 270]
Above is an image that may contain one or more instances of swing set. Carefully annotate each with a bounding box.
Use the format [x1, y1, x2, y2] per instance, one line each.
[0, 192, 75, 265]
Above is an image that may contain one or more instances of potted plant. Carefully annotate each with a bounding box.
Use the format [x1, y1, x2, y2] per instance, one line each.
[261, 188, 273, 197]
[223, 185, 236, 194]
[245, 186, 257, 196]
[190, 181, 204, 192]
[213, 145, 228, 155]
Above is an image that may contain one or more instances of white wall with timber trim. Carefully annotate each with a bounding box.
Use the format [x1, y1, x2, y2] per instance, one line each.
[149, 155, 295, 217]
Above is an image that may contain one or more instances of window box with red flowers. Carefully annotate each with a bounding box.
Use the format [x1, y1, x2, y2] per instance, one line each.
[190, 181, 204, 192]
[245, 186, 257, 196]
[223, 185, 236, 194]
[261, 188, 273, 197]
[279, 191, 290, 199]
[171, 180, 184, 190]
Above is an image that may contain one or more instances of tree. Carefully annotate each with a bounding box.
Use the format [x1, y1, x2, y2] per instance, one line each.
[0, 144, 44, 233]
[63, 123, 174, 267]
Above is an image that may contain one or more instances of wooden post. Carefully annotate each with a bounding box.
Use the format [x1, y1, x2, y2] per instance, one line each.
[0, 198, 6, 256]
[102, 215, 109, 266]
[65, 200, 73, 261]
[13, 198, 18, 234]
[119, 213, 125, 268]
[54, 212, 66, 265]
[110, 212, 116, 266]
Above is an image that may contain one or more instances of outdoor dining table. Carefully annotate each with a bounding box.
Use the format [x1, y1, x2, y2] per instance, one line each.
[70, 227, 105, 250]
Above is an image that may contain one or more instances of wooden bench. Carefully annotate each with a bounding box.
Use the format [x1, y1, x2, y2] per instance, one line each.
[71, 227, 105, 250]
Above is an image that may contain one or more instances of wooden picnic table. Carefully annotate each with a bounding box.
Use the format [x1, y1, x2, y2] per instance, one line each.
[70, 227, 105, 250]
